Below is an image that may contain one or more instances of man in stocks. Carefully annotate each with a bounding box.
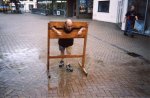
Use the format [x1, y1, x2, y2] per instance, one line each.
[51, 19, 86, 72]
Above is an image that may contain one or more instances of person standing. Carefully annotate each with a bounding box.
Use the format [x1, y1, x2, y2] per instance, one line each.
[51, 19, 85, 72]
[124, 5, 138, 37]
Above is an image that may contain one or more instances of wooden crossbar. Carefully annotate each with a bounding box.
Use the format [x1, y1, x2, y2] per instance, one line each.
[49, 55, 83, 59]
[47, 21, 88, 77]
[48, 21, 88, 39]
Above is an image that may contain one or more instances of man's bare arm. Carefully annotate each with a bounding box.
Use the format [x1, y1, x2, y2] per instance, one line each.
[51, 27, 62, 36]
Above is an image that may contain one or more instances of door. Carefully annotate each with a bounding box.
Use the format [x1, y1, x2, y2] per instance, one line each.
[29, 4, 33, 10]
[73, 0, 76, 16]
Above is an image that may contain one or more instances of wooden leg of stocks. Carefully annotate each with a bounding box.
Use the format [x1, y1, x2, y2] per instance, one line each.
[47, 34, 51, 78]
[47, 59, 51, 78]
[78, 62, 88, 76]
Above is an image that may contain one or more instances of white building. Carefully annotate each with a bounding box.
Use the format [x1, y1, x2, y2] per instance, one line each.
[10, 0, 37, 12]
[93, 0, 128, 30]
[20, 0, 37, 12]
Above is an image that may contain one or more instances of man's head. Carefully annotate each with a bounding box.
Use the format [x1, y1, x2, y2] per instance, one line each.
[130, 5, 135, 11]
[64, 19, 73, 32]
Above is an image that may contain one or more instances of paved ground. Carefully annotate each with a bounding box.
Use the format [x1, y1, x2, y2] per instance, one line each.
[0, 13, 150, 98]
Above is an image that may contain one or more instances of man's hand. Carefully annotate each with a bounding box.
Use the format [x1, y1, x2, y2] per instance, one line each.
[57, 31, 62, 36]
[78, 27, 86, 36]
[78, 30, 82, 35]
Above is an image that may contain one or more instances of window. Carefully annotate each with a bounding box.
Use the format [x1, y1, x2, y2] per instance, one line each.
[19, 4, 24, 8]
[79, 0, 87, 14]
[98, 1, 110, 13]
[53, 0, 67, 10]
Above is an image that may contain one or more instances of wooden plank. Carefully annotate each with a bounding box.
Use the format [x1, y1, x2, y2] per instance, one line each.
[48, 21, 88, 39]
[48, 30, 87, 39]
[78, 62, 88, 76]
[82, 28, 88, 68]
[48, 21, 88, 29]
[47, 25, 50, 70]
[49, 55, 83, 59]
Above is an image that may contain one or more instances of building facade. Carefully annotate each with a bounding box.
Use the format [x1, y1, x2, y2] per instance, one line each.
[0, 0, 2, 5]
[93, 0, 121, 23]
[37, 0, 93, 18]
[0, 0, 37, 12]
[20, 0, 37, 12]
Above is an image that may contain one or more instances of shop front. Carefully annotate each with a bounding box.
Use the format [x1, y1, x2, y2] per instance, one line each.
[67, 0, 93, 18]
[36, 0, 93, 18]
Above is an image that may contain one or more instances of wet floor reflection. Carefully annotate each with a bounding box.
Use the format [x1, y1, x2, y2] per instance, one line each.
[0, 46, 90, 97]
[0, 48, 48, 97]
[0, 46, 150, 98]
[0, 47, 150, 97]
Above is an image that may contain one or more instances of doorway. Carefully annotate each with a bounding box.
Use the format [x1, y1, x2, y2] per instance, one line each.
[66, 0, 76, 17]
[73, 0, 76, 17]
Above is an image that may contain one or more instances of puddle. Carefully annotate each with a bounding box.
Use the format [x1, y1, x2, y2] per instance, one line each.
[127, 52, 141, 57]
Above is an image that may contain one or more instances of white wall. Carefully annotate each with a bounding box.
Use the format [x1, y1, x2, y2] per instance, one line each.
[93, 0, 119, 23]
[121, 0, 128, 30]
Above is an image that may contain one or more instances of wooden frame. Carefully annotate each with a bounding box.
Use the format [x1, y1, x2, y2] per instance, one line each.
[47, 21, 88, 77]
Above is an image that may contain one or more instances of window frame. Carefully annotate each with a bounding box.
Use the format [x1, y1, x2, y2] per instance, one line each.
[98, 0, 110, 13]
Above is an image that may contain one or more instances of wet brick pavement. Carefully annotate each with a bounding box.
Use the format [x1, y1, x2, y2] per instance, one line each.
[0, 13, 150, 98]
